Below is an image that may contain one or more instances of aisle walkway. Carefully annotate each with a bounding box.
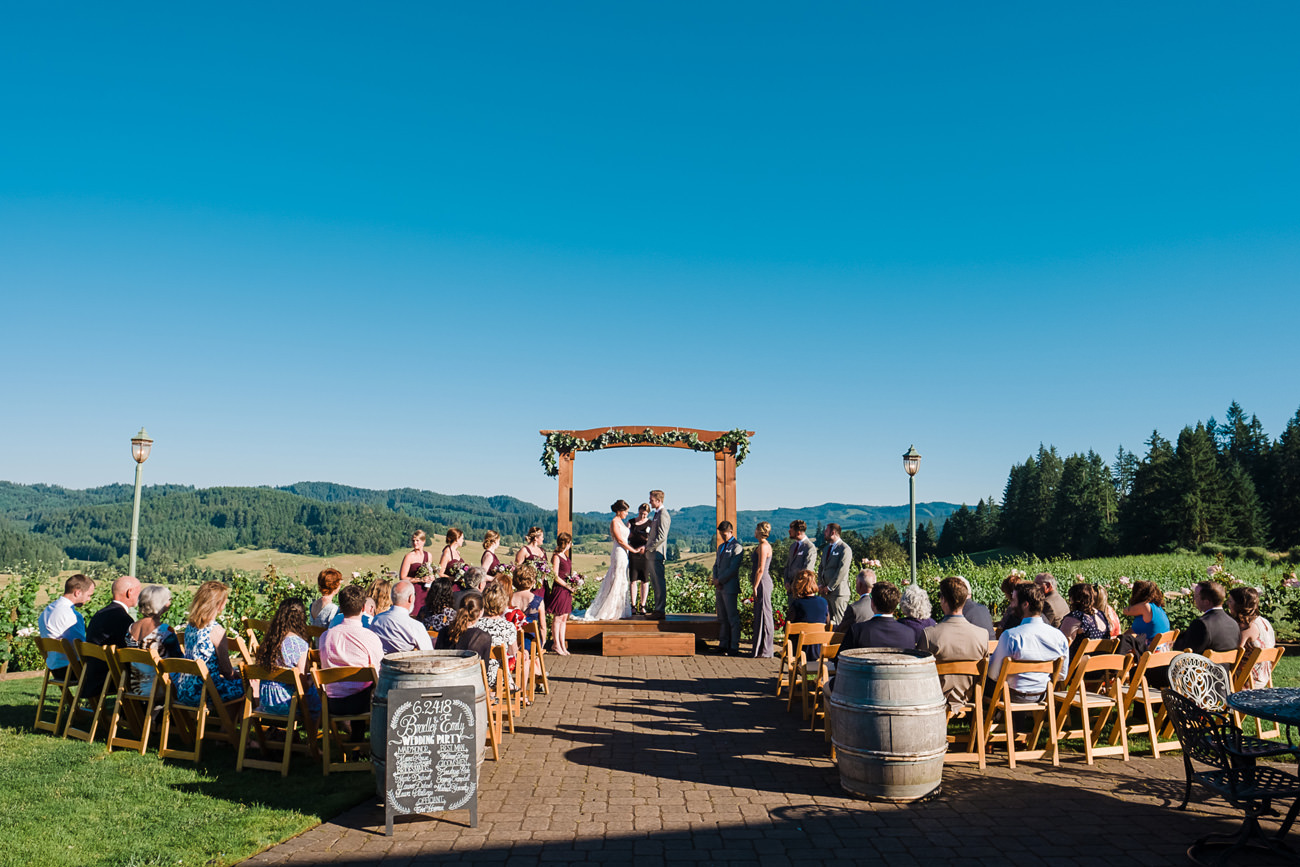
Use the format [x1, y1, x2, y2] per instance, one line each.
[244, 653, 1254, 866]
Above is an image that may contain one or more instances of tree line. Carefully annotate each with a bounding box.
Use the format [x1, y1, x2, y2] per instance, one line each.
[935, 402, 1300, 559]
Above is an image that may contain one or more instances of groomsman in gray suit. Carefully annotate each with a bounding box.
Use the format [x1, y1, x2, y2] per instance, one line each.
[784, 520, 816, 592]
[646, 489, 671, 619]
[712, 521, 744, 655]
[818, 523, 853, 624]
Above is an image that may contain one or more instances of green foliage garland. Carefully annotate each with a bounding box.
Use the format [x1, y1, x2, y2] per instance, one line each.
[540, 428, 752, 477]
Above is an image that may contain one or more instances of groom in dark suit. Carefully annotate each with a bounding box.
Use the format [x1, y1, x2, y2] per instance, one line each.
[712, 521, 744, 655]
[81, 574, 141, 696]
[646, 490, 671, 619]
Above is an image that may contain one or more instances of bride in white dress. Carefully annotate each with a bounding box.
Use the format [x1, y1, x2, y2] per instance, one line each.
[579, 500, 641, 621]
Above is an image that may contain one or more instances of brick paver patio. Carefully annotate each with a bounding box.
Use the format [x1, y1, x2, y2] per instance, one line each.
[243, 653, 1285, 866]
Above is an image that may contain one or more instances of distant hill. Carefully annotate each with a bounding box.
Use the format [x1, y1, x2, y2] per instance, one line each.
[0, 479, 961, 573]
[578, 501, 962, 540]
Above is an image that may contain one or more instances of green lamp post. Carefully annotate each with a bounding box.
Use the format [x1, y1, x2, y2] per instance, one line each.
[128, 427, 153, 578]
[903, 445, 921, 586]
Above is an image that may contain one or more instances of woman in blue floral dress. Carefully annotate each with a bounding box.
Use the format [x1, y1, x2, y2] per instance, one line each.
[174, 581, 244, 706]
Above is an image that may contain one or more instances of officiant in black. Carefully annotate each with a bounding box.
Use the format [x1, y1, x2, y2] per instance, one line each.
[628, 503, 652, 615]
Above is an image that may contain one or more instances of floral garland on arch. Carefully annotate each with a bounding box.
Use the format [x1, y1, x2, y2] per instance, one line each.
[540, 427, 752, 477]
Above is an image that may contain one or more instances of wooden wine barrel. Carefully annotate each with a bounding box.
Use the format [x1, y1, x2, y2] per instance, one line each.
[828, 649, 947, 802]
[371, 650, 488, 796]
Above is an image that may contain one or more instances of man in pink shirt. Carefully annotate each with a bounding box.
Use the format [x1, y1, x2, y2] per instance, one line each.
[318, 583, 386, 715]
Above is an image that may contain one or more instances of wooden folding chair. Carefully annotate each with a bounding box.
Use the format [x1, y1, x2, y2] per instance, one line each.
[480, 661, 502, 761]
[935, 658, 988, 768]
[106, 647, 164, 754]
[983, 657, 1064, 768]
[792, 630, 836, 717]
[313, 666, 375, 774]
[304, 624, 327, 646]
[1203, 647, 1240, 667]
[1149, 629, 1179, 652]
[776, 623, 821, 697]
[988, 639, 1000, 655]
[1110, 649, 1181, 756]
[807, 642, 841, 732]
[157, 657, 243, 762]
[521, 621, 550, 699]
[242, 618, 269, 654]
[236, 664, 318, 776]
[490, 645, 518, 734]
[63, 641, 117, 743]
[1054, 652, 1131, 764]
[33, 637, 80, 735]
[1232, 646, 1287, 738]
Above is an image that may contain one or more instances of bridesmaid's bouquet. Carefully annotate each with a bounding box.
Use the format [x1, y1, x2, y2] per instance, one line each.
[523, 556, 552, 579]
[446, 560, 470, 585]
[570, 573, 587, 589]
[494, 563, 514, 580]
[412, 564, 433, 585]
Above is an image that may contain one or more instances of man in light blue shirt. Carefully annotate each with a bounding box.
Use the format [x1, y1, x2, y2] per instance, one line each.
[369, 580, 433, 654]
[988, 582, 1069, 701]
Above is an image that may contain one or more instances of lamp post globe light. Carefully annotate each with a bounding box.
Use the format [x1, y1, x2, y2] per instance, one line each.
[902, 445, 921, 586]
[128, 427, 153, 578]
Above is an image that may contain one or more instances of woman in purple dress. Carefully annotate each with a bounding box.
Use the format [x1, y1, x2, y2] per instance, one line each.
[438, 528, 467, 584]
[546, 532, 575, 655]
[481, 530, 504, 577]
[399, 530, 434, 615]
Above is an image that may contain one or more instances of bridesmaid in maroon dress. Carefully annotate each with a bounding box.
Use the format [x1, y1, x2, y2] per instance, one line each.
[438, 528, 467, 585]
[514, 526, 546, 566]
[399, 530, 434, 614]
[547, 532, 575, 655]
[481, 530, 504, 578]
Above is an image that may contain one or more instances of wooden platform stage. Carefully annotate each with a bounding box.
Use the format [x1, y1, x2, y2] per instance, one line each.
[567, 614, 719, 656]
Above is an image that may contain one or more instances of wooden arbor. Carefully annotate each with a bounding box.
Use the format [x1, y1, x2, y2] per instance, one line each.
[538, 427, 754, 547]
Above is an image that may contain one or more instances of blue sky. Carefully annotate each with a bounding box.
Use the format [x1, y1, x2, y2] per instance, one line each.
[2, 3, 1297, 515]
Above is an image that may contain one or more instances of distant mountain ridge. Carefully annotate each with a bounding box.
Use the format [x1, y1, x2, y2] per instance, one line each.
[0, 479, 959, 571]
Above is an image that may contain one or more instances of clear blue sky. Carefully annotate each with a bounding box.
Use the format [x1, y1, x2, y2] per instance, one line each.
[2, 3, 1297, 515]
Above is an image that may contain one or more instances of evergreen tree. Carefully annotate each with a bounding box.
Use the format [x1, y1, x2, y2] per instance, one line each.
[1222, 459, 1269, 546]
[1271, 408, 1300, 548]
[1113, 446, 1138, 506]
[1119, 431, 1178, 552]
[1031, 445, 1063, 556]
[936, 505, 975, 557]
[1171, 423, 1229, 548]
[919, 519, 939, 558]
[865, 523, 906, 564]
[1000, 459, 1038, 551]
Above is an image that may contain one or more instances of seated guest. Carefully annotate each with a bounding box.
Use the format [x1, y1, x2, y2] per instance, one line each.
[922, 576, 991, 710]
[787, 570, 830, 661]
[1174, 580, 1238, 656]
[840, 582, 918, 653]
[370, 580, 433, 654]
[309, 568, 343, 628]
[480, 583, 524, 691]
[988, 582, 1069, 702]
[1121, 579, 1171, 653]
[319, 583, 385, 716]
[453, 567, 489, 609]
[996, 574, 1031, 636]
[509, 563, 547, 654]
[174, 581, 244, 705]
[1230, 586, 1276, 689]
[37, 573, 95, 679]
[436, 591, 492, 662]
[255, 598, 320, 716]
[367, 579, 393, 616]
[1034, 572, 1068, 628]
[835, 568, 876, 633]
[952, 576, 995, 639]
[123, 584, 182, 695]
[1059, 583, 1109, 644]
[1093, 584, 1122, 639]
[897, 584, 937, 645]
[328, 584, 376, 628]
[82, 575, 142, 697]
[417, 578, 457, 632]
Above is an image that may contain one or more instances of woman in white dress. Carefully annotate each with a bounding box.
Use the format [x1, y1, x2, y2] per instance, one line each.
[580, 500, 640, 621]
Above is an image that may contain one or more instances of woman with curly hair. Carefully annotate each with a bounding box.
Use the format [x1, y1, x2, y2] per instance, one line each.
[255, 597, 320, 715]
[417, 578, 457, 632]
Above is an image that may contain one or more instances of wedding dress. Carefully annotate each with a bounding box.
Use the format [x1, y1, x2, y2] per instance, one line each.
[580, 535, 633, 622]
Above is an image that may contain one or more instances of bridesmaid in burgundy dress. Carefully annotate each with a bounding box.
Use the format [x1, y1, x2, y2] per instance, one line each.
[399, 530, 434, 614]
[481, 530, 504, 578]
[514, 526, 546, 565]
[438, 528, 467, 585]
[547, 532, 575, 655]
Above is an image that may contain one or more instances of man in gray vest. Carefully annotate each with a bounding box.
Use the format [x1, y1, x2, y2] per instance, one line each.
[646, 489, 671, 619]
[784, 520, 816, 593]
[712, 521, 744, 656]
[818, 523, 853, 624]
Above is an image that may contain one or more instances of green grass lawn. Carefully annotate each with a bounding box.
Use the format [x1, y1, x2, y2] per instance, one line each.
[0, 678, 374, 867]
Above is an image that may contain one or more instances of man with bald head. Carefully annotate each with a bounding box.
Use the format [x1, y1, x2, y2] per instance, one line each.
[370, 579, 433, 653]
[82, 575, 142, 695]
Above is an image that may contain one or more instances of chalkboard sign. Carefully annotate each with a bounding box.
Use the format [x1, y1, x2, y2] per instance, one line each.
[384, 684, 478, 835]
